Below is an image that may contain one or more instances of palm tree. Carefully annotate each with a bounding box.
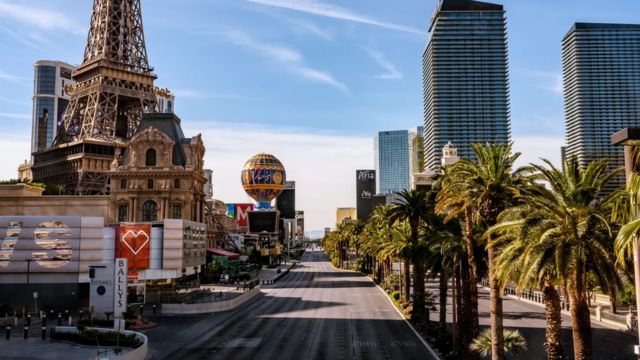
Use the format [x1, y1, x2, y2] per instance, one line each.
[470, 329, 527, 358]
[438, 142, 530, 360]
[390, 189, 431, 324]
[437, 165, 482, 347]
[365, 205, 395, 282]
[508, 158, 621, 360]
[388, 221, 413, 302]
[425, 217, 464, 349]
[488, 204, 565, 360]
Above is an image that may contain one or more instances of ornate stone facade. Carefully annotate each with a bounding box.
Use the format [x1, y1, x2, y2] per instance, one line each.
[109, 113, 206, 223]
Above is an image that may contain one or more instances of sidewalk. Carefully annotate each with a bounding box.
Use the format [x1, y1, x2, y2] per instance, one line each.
[259, 262, 296, 284]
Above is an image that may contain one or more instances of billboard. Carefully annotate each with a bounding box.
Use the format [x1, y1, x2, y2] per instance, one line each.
[276, 181, 296, 219]
[235, 204, 255, 227]
[226, 204, 235, 219]
[248, 211, 279, 233]
[115, 224, 151, 271]
[295, 211, 305, 239]
[356, 170, 376, 220]
[0, 217, 80, 273]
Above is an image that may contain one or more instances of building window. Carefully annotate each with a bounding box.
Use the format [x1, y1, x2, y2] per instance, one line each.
[118, 204, 128, 222]
[172, 205, 182, 219]
[36, 66, 56, 95]
[142, 200, 157, 222]
[120, 179, 127, 189]
[145, 148, 156, 166]
[174, 179, 180, 189]
[147, 179, 154, 189]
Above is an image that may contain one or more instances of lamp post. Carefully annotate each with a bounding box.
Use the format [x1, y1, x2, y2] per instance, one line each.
[25, 259, 32, 314]
[612, 128, 640, 355]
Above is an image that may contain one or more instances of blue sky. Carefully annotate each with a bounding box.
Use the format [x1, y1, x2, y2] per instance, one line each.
[0, 0, 639, 231]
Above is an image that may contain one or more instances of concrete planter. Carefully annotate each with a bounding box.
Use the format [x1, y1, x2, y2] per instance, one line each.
[161, 287, 262, 315]
[54, 326, 148, 360]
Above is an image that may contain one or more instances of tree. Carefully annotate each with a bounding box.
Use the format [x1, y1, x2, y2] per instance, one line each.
[438, 143, 531, 360]
[437, 165, 482, 350]
[425, 215, 464, 349]
[390, 189, 430, 324]
[470, 329, 527, 358]
[505, 158, 621, 360]
[488, 204, 565, 360]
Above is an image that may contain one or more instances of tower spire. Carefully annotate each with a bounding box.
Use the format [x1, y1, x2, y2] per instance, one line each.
[83, 0, 151, 73]
[34, 0, 158, 194]
[55, 0, 156, 145]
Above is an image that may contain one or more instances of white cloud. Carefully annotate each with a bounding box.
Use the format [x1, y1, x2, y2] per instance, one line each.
[516, 68, 563, 95]
[512, 135, 563, 168]
[0, 69, 27, 81]
[0, 134, 30, 181]
[288, 18, 333, 41]
[0, 1, 84, 34]
[366, 49, 402, 80]
[218, 29, 347, 91]
[247, 0, 425, 36]
[183, 121, 372, 231]
[0, 113, 30, 120]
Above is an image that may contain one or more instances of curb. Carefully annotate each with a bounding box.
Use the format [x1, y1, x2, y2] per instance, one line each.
[374, 284, 442, 360]
[262, 262, 297, 285]
[328, 262, 441, 358]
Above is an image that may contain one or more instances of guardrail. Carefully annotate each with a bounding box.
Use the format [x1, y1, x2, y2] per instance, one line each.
[481, 279, 637, 332]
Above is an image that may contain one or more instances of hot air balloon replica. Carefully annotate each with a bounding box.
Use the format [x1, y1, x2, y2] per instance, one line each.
[241, 153, 286, 207]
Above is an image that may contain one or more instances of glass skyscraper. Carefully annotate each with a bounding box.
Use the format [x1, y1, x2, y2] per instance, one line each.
[374, 130, 411, 194]
[423, 0, 511, 171]
[563, 23, 640, 191]
[31, 60, 76, 153]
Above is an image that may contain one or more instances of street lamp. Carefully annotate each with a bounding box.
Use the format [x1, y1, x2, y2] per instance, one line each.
[612, 128, 640, 355]
[25, 259, 32, 314]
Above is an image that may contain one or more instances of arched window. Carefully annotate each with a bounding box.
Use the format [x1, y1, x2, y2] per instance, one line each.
[145, 148, 156, 166]
[142, 200, 157, 222]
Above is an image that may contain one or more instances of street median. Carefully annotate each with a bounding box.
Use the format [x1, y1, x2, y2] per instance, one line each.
[161, 287, 262, 315]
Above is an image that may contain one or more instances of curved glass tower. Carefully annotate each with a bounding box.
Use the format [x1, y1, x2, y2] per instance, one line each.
[423, 0, 511, 170]
[563, 23, 640, 192]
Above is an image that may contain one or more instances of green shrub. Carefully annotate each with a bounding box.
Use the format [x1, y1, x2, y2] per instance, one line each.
[390, 291, 401, 302]
[470, 328, 527, 357]
[382, 273, 400, 292]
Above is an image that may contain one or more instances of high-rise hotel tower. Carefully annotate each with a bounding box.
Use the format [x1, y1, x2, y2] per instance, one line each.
[423, 0, 511, 170]
[563, 23, 640, 191]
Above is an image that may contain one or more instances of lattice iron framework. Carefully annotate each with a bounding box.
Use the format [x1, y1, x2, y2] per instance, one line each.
[33, 0, 158, 194]
[55, 0, 157, 145]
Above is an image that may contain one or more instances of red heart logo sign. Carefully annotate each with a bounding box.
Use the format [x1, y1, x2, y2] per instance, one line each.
[121, 230, 149, 255]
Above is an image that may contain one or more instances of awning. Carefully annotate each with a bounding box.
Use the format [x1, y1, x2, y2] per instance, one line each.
[206, 248, 240, 260]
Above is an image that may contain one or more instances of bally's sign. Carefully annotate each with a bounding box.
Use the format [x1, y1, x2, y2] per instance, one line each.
[114, 258, 128, 318]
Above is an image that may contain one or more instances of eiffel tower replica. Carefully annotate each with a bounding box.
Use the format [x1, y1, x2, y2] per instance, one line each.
[32, 0, 157, 195]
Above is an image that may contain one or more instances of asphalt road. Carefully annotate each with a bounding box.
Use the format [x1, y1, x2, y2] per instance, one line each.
[426, 282, 637, 359]
[152, 251, 438, 360]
